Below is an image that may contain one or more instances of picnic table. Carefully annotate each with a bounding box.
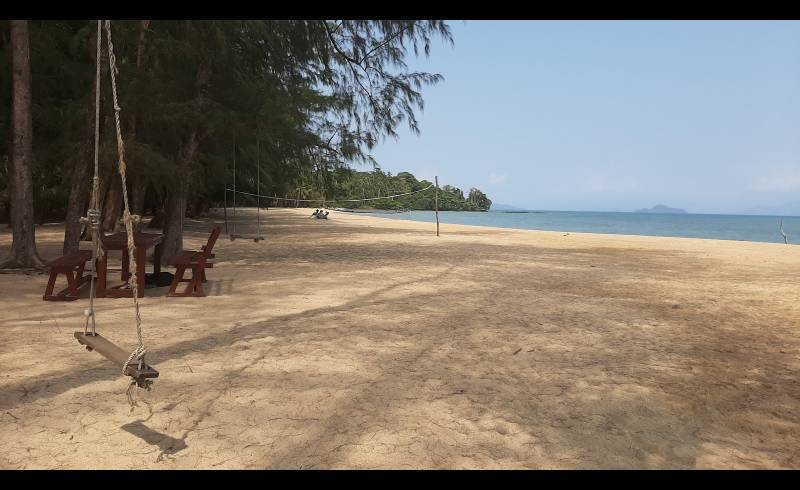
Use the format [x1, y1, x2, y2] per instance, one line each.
[96, 231, 164, 298]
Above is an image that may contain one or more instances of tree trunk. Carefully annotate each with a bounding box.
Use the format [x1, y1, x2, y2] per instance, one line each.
[130, 178, 147, 217]
[147, 203, 165, 229]
[63, 86, 98, 252]
[0, 175, 9, 224]
[2, 20, 44, 269]
[196, 197, 210, 215]
[161, 181, 187, 258]
[128, 20, 150, 218]
[3, 155, 12, 229]
[62, 153, 90, 255]
[101, 173, 123, 233]
[161, 129, 198, 258]
[185, 197, 209, 218]
[161, 59, 209, 258]
[64, 27, 107, 253]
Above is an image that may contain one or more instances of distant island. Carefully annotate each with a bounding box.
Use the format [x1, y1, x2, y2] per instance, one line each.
[634, 204, 688, 214]
[491, 203, 526, 211]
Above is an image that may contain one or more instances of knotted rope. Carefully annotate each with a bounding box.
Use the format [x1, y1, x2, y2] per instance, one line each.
[82, 20, 104, 337]
[104, 20, 150, 405]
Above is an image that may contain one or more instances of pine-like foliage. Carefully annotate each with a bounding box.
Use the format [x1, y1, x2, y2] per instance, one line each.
[0, 20, 454, 228]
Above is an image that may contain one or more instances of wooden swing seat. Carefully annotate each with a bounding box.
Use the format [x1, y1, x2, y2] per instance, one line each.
[229, 234, 263, 242]
[74, 331, 159, 380]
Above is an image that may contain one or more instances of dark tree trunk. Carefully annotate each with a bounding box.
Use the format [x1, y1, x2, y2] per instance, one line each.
[0, 180, 9, 224]
[2, 20, 44, 269]
[131, 177, 147, 217]
[161, 181, 187, 258]
[147, 211, 163, 229]
[185, 199, 197, 219]
[186, 197, 208, 218]
[101, 173, 122, 233]
[62, 154, 90, 254]
[3, 156, 11, 229]
[128, 20, 150, 219]
[161, 60, 209, 258]
[195, 198, 210, 215]
[64, 28, 106, 254]
[161, 129, 198, 258]
[147, 204, 165, 229]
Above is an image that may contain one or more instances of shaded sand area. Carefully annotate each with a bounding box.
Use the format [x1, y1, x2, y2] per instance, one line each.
[1, 207, 799, 468]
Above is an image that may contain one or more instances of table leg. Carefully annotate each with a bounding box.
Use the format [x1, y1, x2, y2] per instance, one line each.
[122, 249, 130, 281]
[96, 255, 107, 298]
[136, 246, 146, 298]
[154, 243, 163, 274]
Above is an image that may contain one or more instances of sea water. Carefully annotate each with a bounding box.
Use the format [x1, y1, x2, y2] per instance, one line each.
[369, 210, 800, 245]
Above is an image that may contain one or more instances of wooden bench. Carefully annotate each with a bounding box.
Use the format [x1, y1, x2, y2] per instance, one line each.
[43, 250, 92, 301]
[165, 226, 221, 297]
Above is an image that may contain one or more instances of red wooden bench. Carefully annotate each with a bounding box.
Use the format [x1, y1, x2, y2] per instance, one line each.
[43, 250, 92, 301]
[165, 226, 221, 297]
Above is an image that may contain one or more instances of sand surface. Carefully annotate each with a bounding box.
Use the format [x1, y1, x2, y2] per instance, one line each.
[1, 207, 799, 469]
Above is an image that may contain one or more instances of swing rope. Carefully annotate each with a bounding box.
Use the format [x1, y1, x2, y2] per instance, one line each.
[82, 20, 104, 338]
[104, 20, 148, 387]
[79, 20, 150, 407]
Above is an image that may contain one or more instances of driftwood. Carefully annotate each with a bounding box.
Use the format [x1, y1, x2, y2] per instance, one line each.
[779, 219, 789, 244]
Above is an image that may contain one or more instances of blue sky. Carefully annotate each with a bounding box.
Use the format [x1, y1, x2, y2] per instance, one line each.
[367, 21, 800, 214]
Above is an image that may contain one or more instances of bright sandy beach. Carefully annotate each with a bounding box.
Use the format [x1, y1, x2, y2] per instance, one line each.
[1, 207, 799, 469]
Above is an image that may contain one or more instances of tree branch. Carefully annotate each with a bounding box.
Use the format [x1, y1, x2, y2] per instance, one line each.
[359, 23, 416, 64]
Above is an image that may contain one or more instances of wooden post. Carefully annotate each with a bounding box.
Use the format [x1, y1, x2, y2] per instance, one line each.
[223, 185, 228, 235]
[232, 136, 236, 237]
[256, 138, 261, 238]
[780, 219, 788, 244]
[434, 176, 440, 237]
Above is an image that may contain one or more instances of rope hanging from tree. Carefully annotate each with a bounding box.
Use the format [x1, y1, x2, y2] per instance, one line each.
[79, 20, 152, 408]
[81, 20, 104, 338]
[105, 20, 150, 403]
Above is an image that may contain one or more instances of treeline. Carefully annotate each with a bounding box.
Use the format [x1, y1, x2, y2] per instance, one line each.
[0, 20, 452, 267]
[341, 170, 491, 211]
[235, 168, 491, 211]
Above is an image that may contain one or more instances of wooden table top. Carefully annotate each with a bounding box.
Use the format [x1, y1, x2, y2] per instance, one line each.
[101, 231, 163, 249]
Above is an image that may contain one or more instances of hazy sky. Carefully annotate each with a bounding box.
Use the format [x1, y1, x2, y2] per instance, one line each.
[368, 20, 800, 213]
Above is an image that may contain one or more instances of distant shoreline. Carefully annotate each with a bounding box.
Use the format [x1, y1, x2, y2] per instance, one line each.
[340, 208, 797, 245]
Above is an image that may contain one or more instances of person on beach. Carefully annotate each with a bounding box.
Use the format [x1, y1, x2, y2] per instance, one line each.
[311, 209, 320, 217]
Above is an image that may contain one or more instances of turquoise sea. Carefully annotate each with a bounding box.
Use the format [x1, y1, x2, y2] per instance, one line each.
[368, 210, 799, 245]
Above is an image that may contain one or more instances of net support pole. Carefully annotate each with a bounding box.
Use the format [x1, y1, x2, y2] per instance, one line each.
[435, 176, 440, 237]
[256, 137, 261, 239]
[223, 185, 228, 235]
[232, 135, 236, 237]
